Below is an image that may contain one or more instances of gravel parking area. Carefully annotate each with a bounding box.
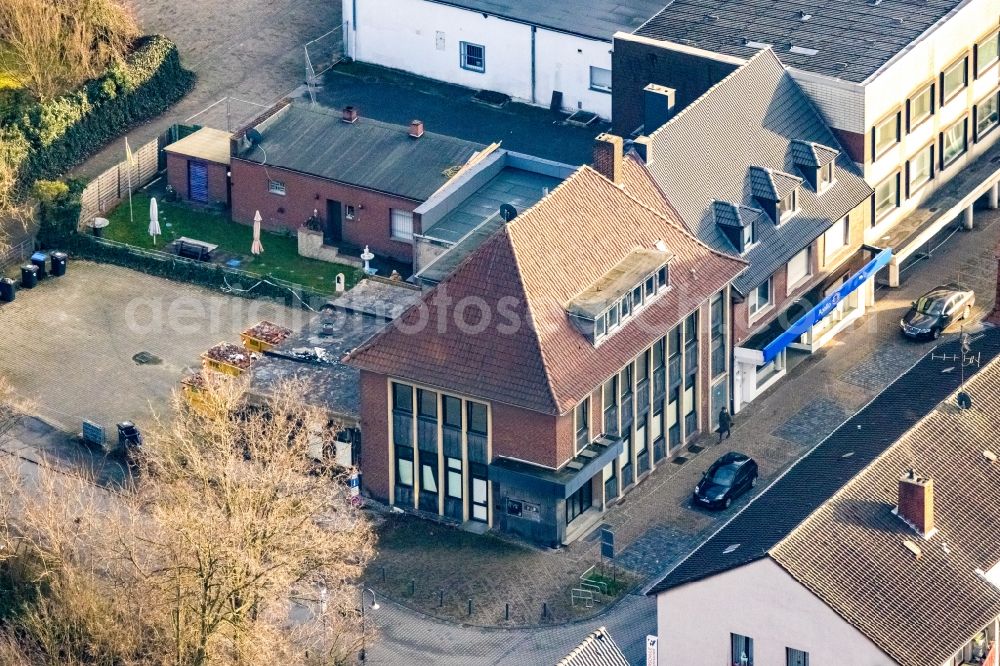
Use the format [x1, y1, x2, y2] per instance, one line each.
[73, 0, 341, 179]
[0, 261, 301, 434]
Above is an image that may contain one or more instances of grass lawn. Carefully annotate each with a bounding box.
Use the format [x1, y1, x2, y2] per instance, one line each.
[104, 192, 360, 293]
[0, 41, 22, 90]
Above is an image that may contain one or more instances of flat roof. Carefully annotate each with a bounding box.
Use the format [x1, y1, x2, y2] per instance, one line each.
[238, 104, 484, 201]
[634, 0, 969, 83]
[423, 167, 563, 244]
[164, 127, 232, 165]
[428, 0, 668, 41]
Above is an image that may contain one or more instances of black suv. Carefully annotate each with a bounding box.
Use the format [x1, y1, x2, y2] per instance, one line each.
[693, 452, 759, 510]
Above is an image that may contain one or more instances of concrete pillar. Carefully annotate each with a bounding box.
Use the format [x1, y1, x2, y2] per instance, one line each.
[888, 259, 901, 288]
[990, 182, 999, 209]
[964, 206, 975, 230]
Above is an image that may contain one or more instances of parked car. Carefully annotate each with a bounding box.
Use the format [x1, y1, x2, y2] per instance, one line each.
[693, 452, 759, 510]
[900, 284, 975, 340]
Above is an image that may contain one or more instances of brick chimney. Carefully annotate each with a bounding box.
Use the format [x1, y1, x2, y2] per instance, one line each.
[409, 119, 425, 138]
[594, 133, 623, 185]
[342, 106, 358, 123]
[987, 240, 1000, 326]
[897, 470, 935, 537]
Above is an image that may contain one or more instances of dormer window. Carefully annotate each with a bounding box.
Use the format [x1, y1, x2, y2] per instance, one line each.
[713, 200, 762, 255]
[567, 249, 674, 345]
[777, 188, 798, 221]
[790, 140, 839, 193]
[742, 219, 758, 250]
[818, 162, 835, 191]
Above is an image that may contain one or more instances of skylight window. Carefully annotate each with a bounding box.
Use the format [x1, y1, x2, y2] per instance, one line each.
[745, 40, 771, 49]
[790, 46, 818, 56]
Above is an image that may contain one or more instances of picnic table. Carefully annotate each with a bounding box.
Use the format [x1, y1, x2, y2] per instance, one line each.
[172, 237, 219, 261]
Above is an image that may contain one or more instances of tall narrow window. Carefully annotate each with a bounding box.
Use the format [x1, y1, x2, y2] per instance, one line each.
[823, 217, 849, 261]
[446, 458, 462, 499]
[786, 246, 812, 291]
[749, 278, 772, 317]
[710, 292, 726, 378]
[575, 398, 590, 453]
[603, 375, 618, 435]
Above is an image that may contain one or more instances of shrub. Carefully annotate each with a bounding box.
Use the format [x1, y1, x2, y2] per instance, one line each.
[0, 35, 194, 204]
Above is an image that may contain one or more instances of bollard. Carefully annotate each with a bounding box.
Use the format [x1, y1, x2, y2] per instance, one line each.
[409, 580, 415, 596]
[439, 590, 444, 607]
[467, 598, 473, 616]
[505, 603, 509, 621]
[542, 602, 548, 620]
[381, 566, 386, 583]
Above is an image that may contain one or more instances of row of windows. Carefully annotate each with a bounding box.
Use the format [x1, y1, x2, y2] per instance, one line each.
[459, 41, 613, 94]
[872, 29, 999, 161]
[748, 241, 821, 324]
[593, 265, 670, 343]
[874, 92, 1000, 221]
[393, 383, 488, 434]
[731, 633, 809, 666]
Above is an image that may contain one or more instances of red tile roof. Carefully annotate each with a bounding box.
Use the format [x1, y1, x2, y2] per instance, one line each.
[346, 157, 746, 414]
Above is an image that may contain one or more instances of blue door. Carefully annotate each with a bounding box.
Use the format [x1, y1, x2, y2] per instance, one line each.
[188, 161, 208, 203]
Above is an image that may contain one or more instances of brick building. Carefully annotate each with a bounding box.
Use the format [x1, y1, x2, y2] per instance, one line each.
[228, 102, 485, 266]
[346, 144, 746, 546]
[636, 50, 876, 411]
[164, 127, 232, 206]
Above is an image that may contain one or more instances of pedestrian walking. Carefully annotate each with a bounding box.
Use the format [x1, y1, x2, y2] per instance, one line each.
[718, 407, 732, 442]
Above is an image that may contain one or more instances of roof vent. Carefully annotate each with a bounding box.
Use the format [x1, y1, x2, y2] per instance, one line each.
[985, 450, 998, 463]
[790, 45, 819, 56]
[723, 543, 741, 554]
[744, 39, 772, 49]
[705, 13, 718, 21]
[867, 0, 882, 5]
[799, 10, 812, 20]
[902, 540, 922, 559]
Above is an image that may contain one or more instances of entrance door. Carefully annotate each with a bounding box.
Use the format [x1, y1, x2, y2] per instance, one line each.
[324, 200, 343, 246]
[188, 161, 208, 203]
[470, 468, 488, 523]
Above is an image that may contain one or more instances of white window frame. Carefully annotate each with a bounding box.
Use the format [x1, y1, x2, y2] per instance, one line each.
[976, 92, 1000, 141]
[874, 172, 900, 221]
[268, 180, 286, 196]
[589, 66, 612, 93]
[941, 118, 968, 168]
[777, 188, 798, 222]
[345, 204, 356, 220]
[873, 112, 900, 157]
[823, 216, 849, 263]
[390, 208, 414, 242]
[749, 277, 773, 319]
[907, 144, 935, 196]
[976, 30, 999, 77]
[460, 41, 485, 73]
[941, 56, 968, 105]
[907, 83, 934, 132]
[786, 246, 812, 293]
[818, 161, 835, 192]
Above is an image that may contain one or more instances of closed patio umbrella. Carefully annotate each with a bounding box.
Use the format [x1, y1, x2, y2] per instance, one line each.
[149, 197, 161, 245]
[251, 210, 264, 256]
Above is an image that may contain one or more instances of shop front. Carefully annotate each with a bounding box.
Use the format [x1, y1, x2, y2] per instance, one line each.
[733, 248, 892, 411]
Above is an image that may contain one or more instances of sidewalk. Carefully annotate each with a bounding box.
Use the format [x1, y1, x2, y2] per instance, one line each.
[361, 207, 999, 664]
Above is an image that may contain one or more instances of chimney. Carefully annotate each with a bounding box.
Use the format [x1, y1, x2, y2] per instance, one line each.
[987, 240, 1000, 326]
[897, 470, 935, 537]
[644, 84, 676, 134]
[594, 133, 623, 185]
[633, 135, 652, 163]
[409, 119, 425, 138]
[342, 106, 358, 123]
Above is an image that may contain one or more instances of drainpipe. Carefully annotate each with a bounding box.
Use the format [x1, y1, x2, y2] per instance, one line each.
[530, 25, 537, 105]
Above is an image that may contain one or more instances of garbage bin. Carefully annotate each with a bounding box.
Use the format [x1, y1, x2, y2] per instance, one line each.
[50, 252, 67, 277]
[0, 277, 15, 302]
[20, 264, 38, 289]
[30, 252, 48, 279]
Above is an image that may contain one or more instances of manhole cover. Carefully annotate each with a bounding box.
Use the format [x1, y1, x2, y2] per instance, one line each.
[672, 456, 689, 465]
[133, 351, 162, 365]
[687, 444, 705, 454]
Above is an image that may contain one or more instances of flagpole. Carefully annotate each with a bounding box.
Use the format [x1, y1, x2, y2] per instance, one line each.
[125, 138, 134, 225]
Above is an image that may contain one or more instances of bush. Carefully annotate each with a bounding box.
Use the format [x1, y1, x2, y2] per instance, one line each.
[33, 178, 84, 247]
[0, 35, 193, 203]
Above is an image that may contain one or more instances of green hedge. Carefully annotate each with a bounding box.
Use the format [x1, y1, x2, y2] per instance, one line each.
[64, 234, 331, 310]
[3, 35, 194, 197]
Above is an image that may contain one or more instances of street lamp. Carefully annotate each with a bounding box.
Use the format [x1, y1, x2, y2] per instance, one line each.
[359, 587, 378, 663]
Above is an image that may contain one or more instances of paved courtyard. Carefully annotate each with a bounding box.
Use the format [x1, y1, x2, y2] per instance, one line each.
[74, 0, 341, 179]
[0, 261, 300, 434]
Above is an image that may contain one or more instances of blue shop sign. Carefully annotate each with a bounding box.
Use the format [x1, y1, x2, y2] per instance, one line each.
[761, 248, 893, 364]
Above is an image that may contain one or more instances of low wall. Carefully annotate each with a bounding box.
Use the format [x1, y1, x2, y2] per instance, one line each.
[297, 228, 363, 268]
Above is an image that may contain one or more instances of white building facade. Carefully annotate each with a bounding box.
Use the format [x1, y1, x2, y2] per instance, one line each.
[343, 0, 627, 119]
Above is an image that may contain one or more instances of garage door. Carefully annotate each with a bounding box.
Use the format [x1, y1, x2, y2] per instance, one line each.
[188, 161, 208, 203]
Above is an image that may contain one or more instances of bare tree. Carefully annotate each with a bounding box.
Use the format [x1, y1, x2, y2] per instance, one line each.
[0, 374, 376, 665]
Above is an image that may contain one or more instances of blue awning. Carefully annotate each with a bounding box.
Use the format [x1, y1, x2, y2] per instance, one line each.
[761, 248, 893, 364]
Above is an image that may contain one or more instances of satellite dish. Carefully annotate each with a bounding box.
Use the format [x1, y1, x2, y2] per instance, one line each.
[246, 128, 263, 147]
[499, 203, 517, 222]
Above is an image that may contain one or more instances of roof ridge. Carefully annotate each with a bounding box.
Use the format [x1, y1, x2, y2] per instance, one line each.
[285, 102, 485, 148]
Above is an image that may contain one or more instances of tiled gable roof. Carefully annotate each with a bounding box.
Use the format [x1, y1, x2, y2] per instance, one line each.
[645, 49, 873, 295]
[557, 626, 629, 666]
[748, 166, 801, 201]
[346, 158, 746, 414]
[790, 139, 839, 169]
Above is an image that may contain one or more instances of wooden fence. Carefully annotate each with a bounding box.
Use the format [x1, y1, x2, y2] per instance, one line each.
[78, 136, 160, 228]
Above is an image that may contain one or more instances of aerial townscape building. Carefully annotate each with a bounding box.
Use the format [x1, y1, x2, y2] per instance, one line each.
[8, 0, 1000, 663]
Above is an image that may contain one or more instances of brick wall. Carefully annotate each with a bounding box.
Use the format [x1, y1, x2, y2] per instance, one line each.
[359, 370, 391, 502]
[229, 158, 420, 263]
[166, 153, 229, 205]
[612, 36, 740, 137]
[491, 401, 570, 469]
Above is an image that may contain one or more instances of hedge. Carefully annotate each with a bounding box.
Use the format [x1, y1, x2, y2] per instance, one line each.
[2, 35, 194, 197]
[64, 234, 331, 310]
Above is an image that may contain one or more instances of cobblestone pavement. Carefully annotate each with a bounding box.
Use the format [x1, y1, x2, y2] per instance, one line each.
[364, 208, 1000, 664]
[72, 0, 340, 179]
[0, 262, 300, 434]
